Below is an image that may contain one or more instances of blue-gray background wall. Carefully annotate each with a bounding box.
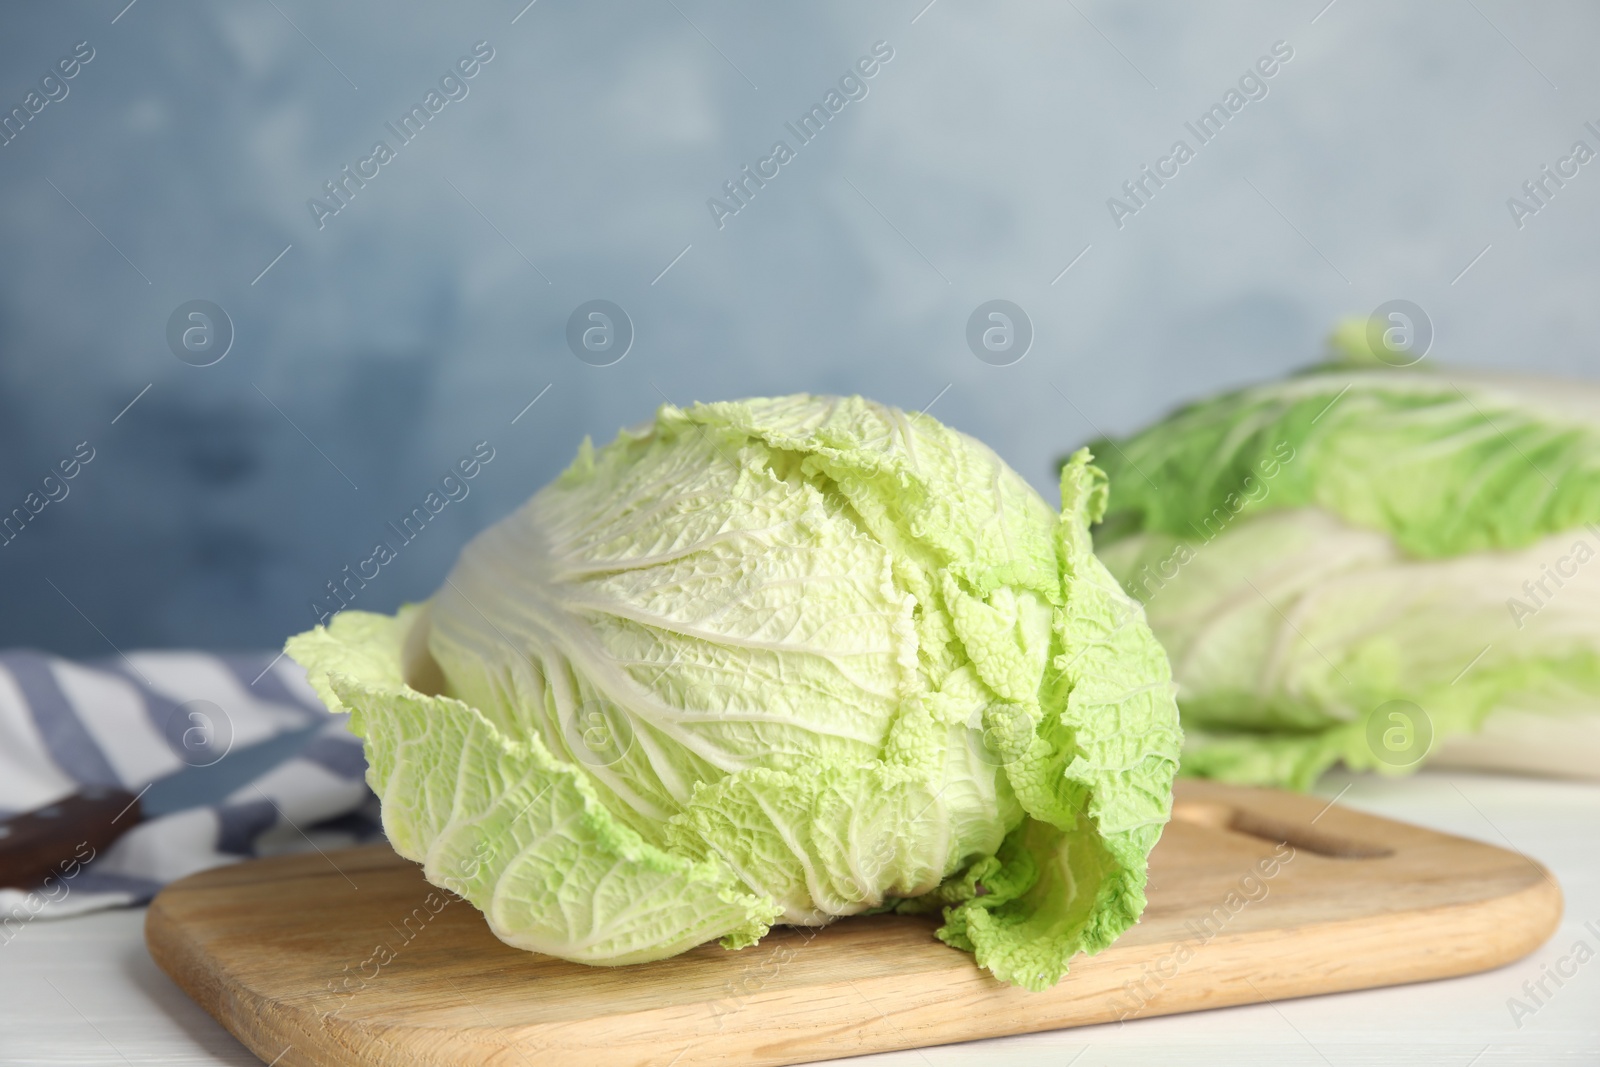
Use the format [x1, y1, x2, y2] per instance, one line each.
[2, 1, 1596, 655]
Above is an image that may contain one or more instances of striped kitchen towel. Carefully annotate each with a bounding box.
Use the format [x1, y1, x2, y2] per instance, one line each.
[0, 648, 378, 925]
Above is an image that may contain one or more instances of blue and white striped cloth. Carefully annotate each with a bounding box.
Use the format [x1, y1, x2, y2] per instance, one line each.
[0, 649, 377, 919]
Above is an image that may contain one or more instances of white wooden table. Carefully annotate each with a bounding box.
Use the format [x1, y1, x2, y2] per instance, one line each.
[3, 769, 1597, 1067]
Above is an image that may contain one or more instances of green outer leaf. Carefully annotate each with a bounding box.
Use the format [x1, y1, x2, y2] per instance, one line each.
[288, 610, 779, 963]
[1088, 367, 1600, 558]
[1173, 728, 1349, 793]
[929, 450, 1182, 990]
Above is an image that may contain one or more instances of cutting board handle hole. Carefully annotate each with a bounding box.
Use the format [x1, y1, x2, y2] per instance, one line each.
[1171, 801, 1393, 859]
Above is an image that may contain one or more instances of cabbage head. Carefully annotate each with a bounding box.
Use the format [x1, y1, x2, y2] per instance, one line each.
[1089, 326, 1600, 789]
[287, 394, 1180, 991]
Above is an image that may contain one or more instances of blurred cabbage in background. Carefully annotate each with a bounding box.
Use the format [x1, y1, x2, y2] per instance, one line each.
[1090, 322, 1600, 788]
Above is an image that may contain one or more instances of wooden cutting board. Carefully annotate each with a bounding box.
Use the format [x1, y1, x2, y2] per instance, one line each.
[145, 780, 1561, 1067]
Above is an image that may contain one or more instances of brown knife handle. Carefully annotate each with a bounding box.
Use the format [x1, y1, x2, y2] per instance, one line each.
[0, 787, 141, 890]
